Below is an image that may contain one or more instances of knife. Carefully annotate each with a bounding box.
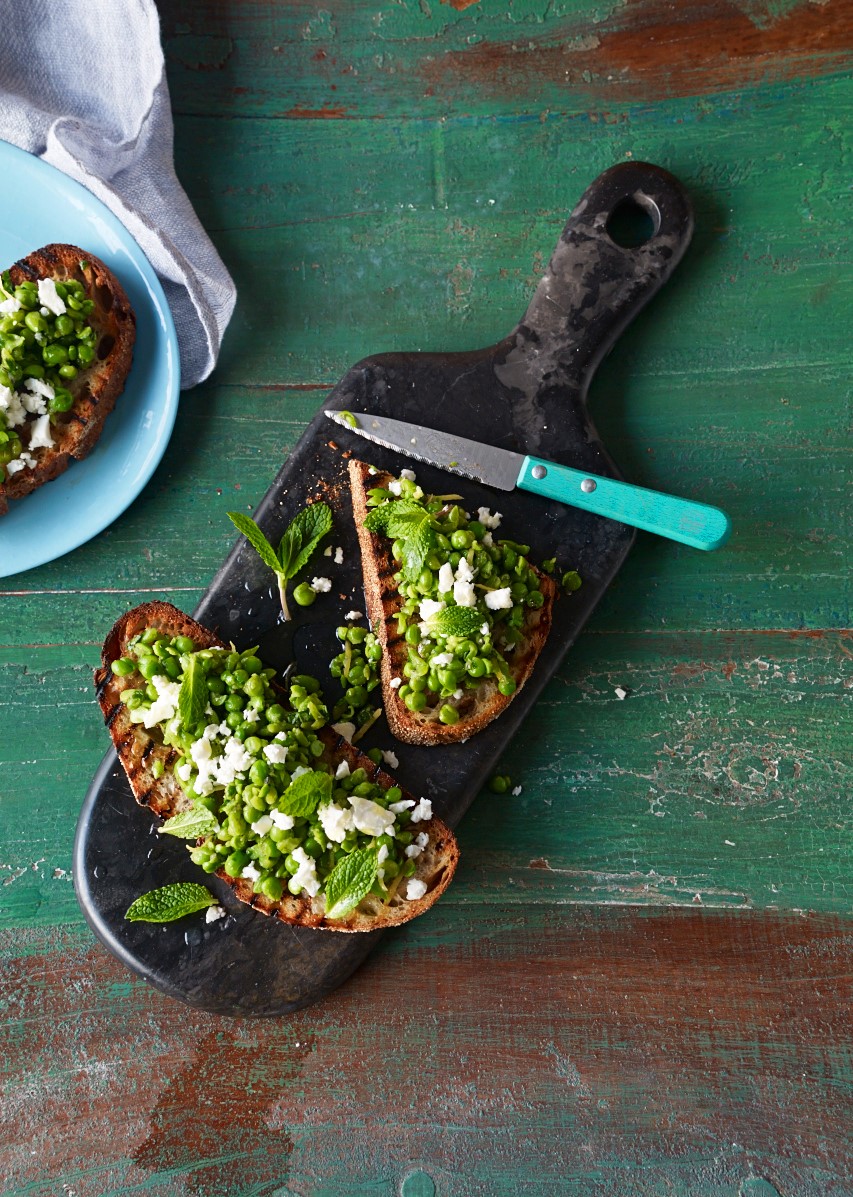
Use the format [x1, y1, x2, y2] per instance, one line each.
[325, 410, 731, 552]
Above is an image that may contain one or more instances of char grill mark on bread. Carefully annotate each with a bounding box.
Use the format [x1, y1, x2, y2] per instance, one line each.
[95, 601, 459, 933]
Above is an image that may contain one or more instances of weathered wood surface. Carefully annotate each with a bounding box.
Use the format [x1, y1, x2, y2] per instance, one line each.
[1, 0, 851, 1192]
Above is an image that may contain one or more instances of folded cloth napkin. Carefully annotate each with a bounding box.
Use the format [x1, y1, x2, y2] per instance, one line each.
[0, 0, 235, 389]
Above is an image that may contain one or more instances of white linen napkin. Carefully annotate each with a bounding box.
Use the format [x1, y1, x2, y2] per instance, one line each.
[0, 0, 236, 389]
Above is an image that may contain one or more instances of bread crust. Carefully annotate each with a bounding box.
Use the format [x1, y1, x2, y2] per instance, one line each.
[95, 602, 459, 933]
[348, 459, 557, 746]
[1, 244, 135, 508]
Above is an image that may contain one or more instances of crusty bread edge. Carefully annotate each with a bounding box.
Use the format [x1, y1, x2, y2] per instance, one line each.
[2, 244, 135, 506]
[95, 601, 458, 933]
[348, 458, 557, 746]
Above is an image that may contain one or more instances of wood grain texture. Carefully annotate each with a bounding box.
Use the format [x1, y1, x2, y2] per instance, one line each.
[0, 0, 850, 1191]
[2, 907, 850, 1196]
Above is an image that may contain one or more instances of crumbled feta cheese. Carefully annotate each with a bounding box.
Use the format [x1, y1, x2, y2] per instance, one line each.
[215, 737, 253, 784]
[242, 706, 259, 723]
[389, 677, 402, 689]
[291, 765, 311, 780]
[332, 721, 355, 743]
[0, 296, 20, 314]
[23, 377, 55, 401]
[176, 762, 192, 783]
[431, 651, 453, 668]
[5, 451, 35, 475]
[406, 832, 429, 859]
[0, 384, 27, 428]
[481, 622, 490, 636]
[438, 562, 455, 593]
[482, 531, 494, 547]
[137, 675, 181, 729]
[37, 277, 66, 316]
[349, 795, 396, 836]
[345, 610, 363, 621]
[205, 905, 226, 924]
[419, 598, 445, 621]
[485, 587, 513, 610]
[477, 506, 503, 529]
[511, 786, 522, 796]
[291, 847, 321, 897]
[367, 465, 378, 474]
[203, 723, 221, 742]
[453, 689, 463, 700]
[20, 390, 46, 416]
[335, 760, 351, 779]
[250, 814, 273, 836]
[615, 687, 627, 700]
[323, 545, 333, 556]
[241, 863, 262, 883]
[400, 468, 416, 482]
[388, 479, 402, 496]
[381, 749, 399, 769]
[318, 801, 355, 844]
[377, 844, 389, 865]
[455, 556, 475, 584]
[406, 878, 427, 901]
[389, 799, 415, 813]
[410, 797, 433, 824]
[310, 576, 332, 593]
[27, 413, 54, 451]
[269, 809, 295, 831]
[453, 579, 476, 607]
[263, 743, 288, 764]
[334, 546, 344, 564]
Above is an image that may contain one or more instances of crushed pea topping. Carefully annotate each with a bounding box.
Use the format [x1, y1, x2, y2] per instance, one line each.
[363, 470, 550, 721]
[0, 270, 98, 481]
[113, 631, 426, 909]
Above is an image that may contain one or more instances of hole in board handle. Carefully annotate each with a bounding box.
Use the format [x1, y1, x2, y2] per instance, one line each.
[606, 195, 661, 248]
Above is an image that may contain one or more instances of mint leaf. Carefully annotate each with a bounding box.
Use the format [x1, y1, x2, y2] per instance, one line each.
[280, 769, 333, 819]
[279, 502, 333, 578]
[178, 654, 208, 730]
[125, 882, 216, 923]
[227, 512, 283, 576]
[159, 806, 219, 839]
[364, 499, 435, 581]
[399, 518, 435, 582]
[324, 846, 378, 919]
[429, 607, 485, 638]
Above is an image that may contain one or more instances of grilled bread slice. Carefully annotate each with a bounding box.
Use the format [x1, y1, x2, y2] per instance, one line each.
[349, 458, 557, 746]
[0, 244, 135, 514]
[95, 601, 459, 933]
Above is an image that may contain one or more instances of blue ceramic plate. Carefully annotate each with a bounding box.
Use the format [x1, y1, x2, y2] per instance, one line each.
[0, 140, 179, 578]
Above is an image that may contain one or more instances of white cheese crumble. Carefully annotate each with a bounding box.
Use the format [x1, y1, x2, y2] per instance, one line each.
[205, 905, 226, 924]
[269, 809, 295, 831]
[241, 862, 261, 883]
[485, 587, 513, 610]
[0, 384, 27, 428]
[419, 597, 445, 621]
[477, 506, 503, 530]
[263, 743, 288, 764]
[291, 765, 311, 781]
[176, 762, 192, 783]
[389, 799, 415, 813]
[0, 296, 21, 314]
[410, 797, 433, 824]
[389, 677, 402, 689]
[388, 479, 402, 496]
[290, 847, 321, 897]
[24, 377, 55, 402]
[37, 277, 66, 316]
[453, 579, 476, 607]
[348, 795, 396, 836]
[615, 687, 627, 700]
[400, 468, 416, 482]
[455, 556, 475, 584]
[511, 786, 522, 796]
[332, 720, 356, 743]
[250, 814, 274, 836]
[406, 832, 429, 859]
[27, 413, 54, 451]
[323, 545, 333, 556]
[318, 801, 355, 844]
[335, 760, 351, 779]
[345, 610, 363, 621]
[406, 878, 427, 901]
[310, 576, 332, 593]
[334, 546, 344, 564]
[438, 562, 454, 593]
[431, 651, 453, 667]
[242, 706, 260, 724]
[381, 749, 399, 769]
[132, 675, 181, 729]
[482, 531, 494, 547]
[6, 451, 35, 475]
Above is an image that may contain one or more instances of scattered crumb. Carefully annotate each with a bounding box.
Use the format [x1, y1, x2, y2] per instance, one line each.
[381, 749, 399, 769]
[334, 546, 344, 564]
[614, 686, 627, 700]
[205, 905, 226, 924]
[327, 440, 339, 451]
[511, 785, 522, 796]
[323, 545, 333, 556]
[724, 839, 736, 846]
[529, 858, 551, 870]
[345, 610, 363, 621]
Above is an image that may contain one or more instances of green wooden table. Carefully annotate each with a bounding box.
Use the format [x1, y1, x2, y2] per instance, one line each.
[2, 2, 851, 1194]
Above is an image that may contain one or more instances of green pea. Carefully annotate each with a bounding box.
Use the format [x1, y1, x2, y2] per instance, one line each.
[468, 520, 486, 540]
[42, 343, 68, 367]
[488, 774, 512, 794]
[439, 704, 459, 725]
[405, 691, 427, 712]
[467, 657, 488, 677]
[562, 570, 582, 592]
[224, 850, 249, 878]
[451, 529, 473, 549]
[526, 590, 544, 609]
[498, 676, 517, 697]
[110, 657, 136, 677]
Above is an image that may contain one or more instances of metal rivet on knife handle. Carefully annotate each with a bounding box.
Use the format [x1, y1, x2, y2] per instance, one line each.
[531, 464, 547, 480]
[581, 478, 597, 493]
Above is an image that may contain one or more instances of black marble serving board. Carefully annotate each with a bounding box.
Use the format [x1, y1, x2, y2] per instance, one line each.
[74, 162, 694, 1016]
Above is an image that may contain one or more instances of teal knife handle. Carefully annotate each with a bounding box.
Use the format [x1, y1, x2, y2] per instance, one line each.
[517, 457, 731, 551]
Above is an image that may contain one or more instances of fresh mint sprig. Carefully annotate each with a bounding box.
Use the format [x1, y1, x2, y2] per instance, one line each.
[227, 503, 333, 619]
[363, 498, 436, 583]
[124, 882, 217, 923]
[324, 845, 378, 920]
